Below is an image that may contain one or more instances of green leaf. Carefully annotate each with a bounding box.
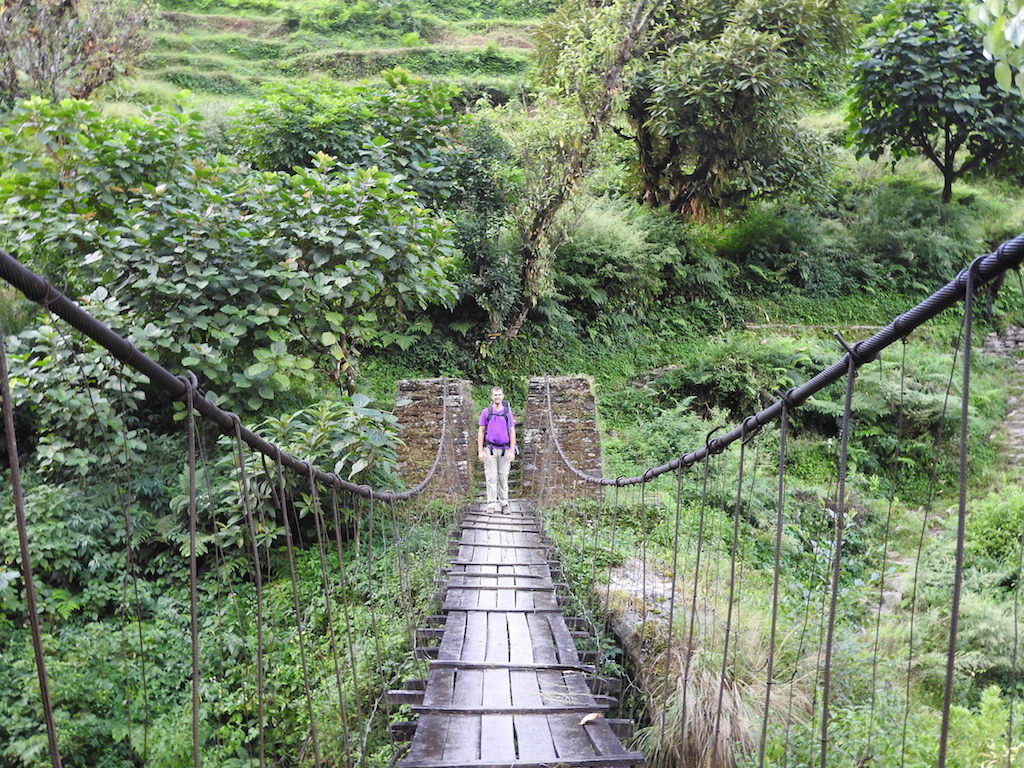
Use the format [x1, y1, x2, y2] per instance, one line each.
[996, 59, 1013, 89]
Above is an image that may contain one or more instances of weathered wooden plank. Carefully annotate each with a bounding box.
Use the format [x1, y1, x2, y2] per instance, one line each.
[534, 669, 603, 760]
[437, 610, 468, 662]
[462, 611, 488, 663]
[429, 660, 595, 672]
[486, 611, 510, 663]
[506, 612, 533, 665]
[440, 667, 484, 763]
[400, 756, 644, 768]
[526, 611, 559, 665]
[402, 714, 450, 763]
[547, 614, 582, 666]
[513, 715, 557, 762]
[421, 668, 456, 707]
[478, 666, 514, 760]
[412, 704, 608, 715]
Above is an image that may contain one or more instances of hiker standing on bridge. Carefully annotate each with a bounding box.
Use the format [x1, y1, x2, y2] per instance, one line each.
[478, 385, 516, 513]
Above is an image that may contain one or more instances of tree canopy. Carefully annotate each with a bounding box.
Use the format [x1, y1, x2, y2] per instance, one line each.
[0, 98, 458, 405]
[0, 0, 151, 104]
[849, 0, 1024, 203]
[537, 0, 851, 217]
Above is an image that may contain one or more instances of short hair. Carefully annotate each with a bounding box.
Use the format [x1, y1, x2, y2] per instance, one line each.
[491, 386, 503, 394]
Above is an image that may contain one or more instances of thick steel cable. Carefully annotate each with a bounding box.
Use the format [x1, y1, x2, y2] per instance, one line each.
[0, 332, 63, 768]
[937, 257, 982, 768]
[820, 351, 857, 768]
[273, 448, 322, 767]
[527, 234, 1024, 486]
[0, 248, 449, 501]
[231, 421, 266, 768]
[184, 378, 202, 768]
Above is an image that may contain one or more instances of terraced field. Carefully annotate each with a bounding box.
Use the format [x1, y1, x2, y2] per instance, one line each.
[109, 0, 544, 115]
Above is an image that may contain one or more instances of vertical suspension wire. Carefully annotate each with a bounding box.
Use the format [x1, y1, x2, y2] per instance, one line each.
[329, 488, 369, 768]
[1011, 490, 1024, 768]
[273, 448, 322, 767]
[50, 324, 152, 760]
[306, 465, 354, 768]
[183, 377, 202, 768]
[731, 434, 763, 694]
[901, 313, 965, 768]
[659, 463, 686, 743]
[1014, 268, 1024, 768]
[819, 349, 858, 768]
[231, 421, 266, 768]
[640, 473, 650, 643]
[709, 444, 729, 647]
[758, 397, 789, 768]
[865, 341, 907, 761]
[604, 481, 621, 637]
[0, 329, 63, 768]
[680, 431, 717, 753]
[937, 259, 981, 768]
[711, 421, 750, 766]
[115, 374, 149, 762]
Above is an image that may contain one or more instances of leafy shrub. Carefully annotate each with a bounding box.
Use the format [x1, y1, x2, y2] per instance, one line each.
[966, 486, 1024, 566]
[300, 0, 440, 39]
[283, 45, 530, 80]
[228, 70, 463, 207]
[157, 66, 256, 96]
[0, 98, 458, 409]
[552, 197, 735, 323]
[5, 317, 150, 480]
[710, 172, 1000, 297]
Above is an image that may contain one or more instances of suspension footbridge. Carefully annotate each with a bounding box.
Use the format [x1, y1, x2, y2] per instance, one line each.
[3, 234, 1024, 768]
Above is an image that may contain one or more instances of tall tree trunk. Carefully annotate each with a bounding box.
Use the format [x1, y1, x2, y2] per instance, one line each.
[490, 0, 665, 348]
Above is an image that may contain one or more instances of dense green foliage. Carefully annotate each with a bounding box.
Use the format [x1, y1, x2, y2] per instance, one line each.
[4, 0, 1024, 765]
[850, 0, 1024, 203]
[538, 0, 851, 215]
[0, 98, 457, 404]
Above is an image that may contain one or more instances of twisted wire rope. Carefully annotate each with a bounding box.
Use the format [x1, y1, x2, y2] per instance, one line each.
[534, 233, 1024, 487]
[0, 248, 452, 501]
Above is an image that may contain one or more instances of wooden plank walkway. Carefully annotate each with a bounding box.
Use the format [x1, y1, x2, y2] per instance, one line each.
[395, 499, 645, 768]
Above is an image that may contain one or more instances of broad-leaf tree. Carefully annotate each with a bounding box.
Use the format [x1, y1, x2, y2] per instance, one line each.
[969, 0, 1024, 92]
[0, 99, 457, 406]
[538, 0, 850, 217]
[0, 0, 151, 103]
[849, 0, 1024, 203]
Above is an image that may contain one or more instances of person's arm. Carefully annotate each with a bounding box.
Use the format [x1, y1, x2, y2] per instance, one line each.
[477, 423, 486, 461]
[509, 423, 517, 461]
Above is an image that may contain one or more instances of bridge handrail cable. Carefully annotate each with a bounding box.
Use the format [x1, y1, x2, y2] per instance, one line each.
[0, 247, 449, 501]
[543, 231, 1024, 486]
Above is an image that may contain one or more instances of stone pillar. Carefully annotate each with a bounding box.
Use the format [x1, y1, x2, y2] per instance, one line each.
[520, 375, 603, 503]
[394, 378, 474, 499]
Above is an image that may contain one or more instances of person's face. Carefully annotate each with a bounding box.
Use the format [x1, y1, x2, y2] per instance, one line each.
[491, 388, 504, 408]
